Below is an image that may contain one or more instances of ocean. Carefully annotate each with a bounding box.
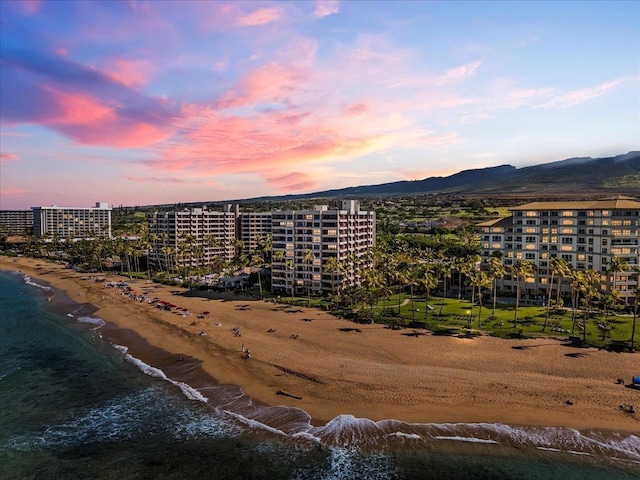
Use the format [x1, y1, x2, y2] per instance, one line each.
[1, 269, 639, 480]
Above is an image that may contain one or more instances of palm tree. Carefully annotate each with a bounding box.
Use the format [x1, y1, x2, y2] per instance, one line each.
[509, 260, 535, 327]
[488, 256, 506, 315]
[302, 248, 315, 307]
[579, 269, 600, 343]
[568, 268, 586, 335]
[543, 257, 569, 332]
[608, 256, 629, 304]
[324, 255, 342, 302]
[470, 270, 491, 327]
[631, 282, 639, 351]
[436, 260, 452, 316]
[418, 263, 438, 321]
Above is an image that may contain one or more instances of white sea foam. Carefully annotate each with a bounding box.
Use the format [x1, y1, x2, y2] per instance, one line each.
[434, 435, 498, 444]
[223, 410, 288, 437]
[119, 350, 208, 404]
[77, 316, 105, 328]
[19, 273, 52, 291]
[113, 344, 128, 354]
[306, 447, 398, 480]
[385, 432, 422, 440]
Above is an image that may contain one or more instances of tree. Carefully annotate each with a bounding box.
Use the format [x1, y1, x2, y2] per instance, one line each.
[302, 249, 315, 307]
[418, 263, 438, 320]
[579, 269, 600, 343]
[543, 257, 569, 332]
[608, 256, 629, 304]
[436, 260, 452, 316]
[509, 260, 535, 327]
[631, 282, 639, 351]
[488, 256, 506, 315]
[324, 255, 342, 302]
[470, 270, 491, 327]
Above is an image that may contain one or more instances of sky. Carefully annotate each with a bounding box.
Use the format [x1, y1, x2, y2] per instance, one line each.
[1, 0, 638, 209]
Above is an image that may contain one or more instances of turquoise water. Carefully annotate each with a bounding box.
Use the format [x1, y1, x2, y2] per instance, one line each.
[1, 269, 638, 479]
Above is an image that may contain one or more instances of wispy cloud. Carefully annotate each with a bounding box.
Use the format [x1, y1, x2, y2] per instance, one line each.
[437, 60, 482, 84]
[1, 186, 29, 196]
[264, 171, 319, 192]
[236, 7, 282, 27]
[534, 78, 627, 109]
[314, 0, 339, 17]
[0, 153, 20, 162]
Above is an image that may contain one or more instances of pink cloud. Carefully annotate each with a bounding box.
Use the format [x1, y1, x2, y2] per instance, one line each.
[344, 103, 370, 116]
[314, 0, 339, 17]
[38, 86, 172, 148]
[216, 63, 306, 109]
[264, 171, 319, 192]
[236, 7, 282, 27]
[1, 186, 29, 196]
[7, 0, 40, 15]
[54, 48, 68, 57]
[0, 153, 20, 162]
[104, 58, 151, 88]
[123, 175, 189, 184]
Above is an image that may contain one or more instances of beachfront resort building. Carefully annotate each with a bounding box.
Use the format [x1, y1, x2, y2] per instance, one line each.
[270, 200, 376, 296]
[147, 205, 237, 272]
[32, 202, 112, 239]
[478, 196, 640, 304]
[238, 211, 272, 254]
[145, 200, 376, 294]
[0, 209, 34, 236]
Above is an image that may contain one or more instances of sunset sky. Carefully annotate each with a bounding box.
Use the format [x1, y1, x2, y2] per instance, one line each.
[1, 0, 638, 209]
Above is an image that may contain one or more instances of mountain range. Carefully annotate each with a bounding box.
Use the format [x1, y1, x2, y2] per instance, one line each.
[246, 151, 640, 201]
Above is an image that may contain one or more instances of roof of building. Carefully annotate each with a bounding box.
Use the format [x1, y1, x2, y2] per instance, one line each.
[477, 217, 510, 227]
[509, 196, 640, 211]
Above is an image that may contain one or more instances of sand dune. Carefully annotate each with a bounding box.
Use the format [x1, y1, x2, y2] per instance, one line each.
[3, 256, 639, 433]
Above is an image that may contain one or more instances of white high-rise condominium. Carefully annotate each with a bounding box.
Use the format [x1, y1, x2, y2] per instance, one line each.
[271, 200, 376, 296]
[32, 202, 112, 239]
[147, 205, 237, 273]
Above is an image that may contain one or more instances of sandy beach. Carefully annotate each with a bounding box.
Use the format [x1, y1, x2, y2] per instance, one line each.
[3, 256, 639, 434]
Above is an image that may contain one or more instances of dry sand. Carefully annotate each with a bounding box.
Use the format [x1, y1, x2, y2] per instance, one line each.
[3, 256, 639, 433]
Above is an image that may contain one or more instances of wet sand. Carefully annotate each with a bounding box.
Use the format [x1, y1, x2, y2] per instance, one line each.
[3, 256, 639, 433]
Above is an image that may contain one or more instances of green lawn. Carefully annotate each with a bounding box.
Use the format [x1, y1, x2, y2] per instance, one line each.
[259, 290, 638, 351]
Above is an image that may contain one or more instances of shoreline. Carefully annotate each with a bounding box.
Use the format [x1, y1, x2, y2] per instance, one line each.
[3, 256, 640, 435]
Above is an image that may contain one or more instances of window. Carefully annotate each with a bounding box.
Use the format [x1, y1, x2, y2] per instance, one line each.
[525, 236, 536, 243]
[525, 253, 535, 259]
[561, 237, 573, 244]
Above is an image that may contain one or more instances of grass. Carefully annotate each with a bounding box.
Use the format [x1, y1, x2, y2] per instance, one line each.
[256, 290, 638, 351]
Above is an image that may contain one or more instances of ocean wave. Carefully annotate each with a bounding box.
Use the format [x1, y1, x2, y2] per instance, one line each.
[4, 387, 236, 451]
[302, 447, 398, 480]
[77, 316, 106, 328]
[16, 272, 52, 291]
[120, 351, 209, 404]
[433, 435, 498, 444]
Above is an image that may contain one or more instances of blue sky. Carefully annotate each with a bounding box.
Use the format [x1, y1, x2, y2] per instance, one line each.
[1, 0, 638, 209]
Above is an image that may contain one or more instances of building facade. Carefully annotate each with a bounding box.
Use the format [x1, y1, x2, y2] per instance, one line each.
[271, 200, 376, 295]
[0, 210, 34, 236]
[32, 202, 112, 239]
[238, 211, 272, 254]
[147, 205, 237, 272]
[478, 196, 640, 304]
